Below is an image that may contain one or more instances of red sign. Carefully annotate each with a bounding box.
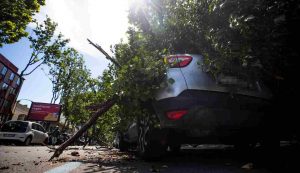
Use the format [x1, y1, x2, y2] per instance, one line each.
[27, 102, 62, 122]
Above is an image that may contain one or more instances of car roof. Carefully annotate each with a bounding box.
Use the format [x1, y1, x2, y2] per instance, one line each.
[5, 120, 38, 124]
[5, 120, 30, 123]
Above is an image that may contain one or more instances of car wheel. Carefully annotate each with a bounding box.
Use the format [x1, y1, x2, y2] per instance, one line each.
[168, 144, 181, 154]
[43, 138, 49, 145]
[137, 116, 166, 159]
[116, 132, 129, 152]
[49, 137, 53, 145]
[24, 136, 32, 146]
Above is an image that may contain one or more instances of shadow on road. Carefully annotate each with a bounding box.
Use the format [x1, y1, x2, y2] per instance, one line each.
[65, 142, 300, 173]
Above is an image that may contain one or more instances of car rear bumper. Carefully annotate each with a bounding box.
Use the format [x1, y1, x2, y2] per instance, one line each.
[0, 133, 27, 143]
[0, 138, 24, 143]
[153, 89, 272, 142]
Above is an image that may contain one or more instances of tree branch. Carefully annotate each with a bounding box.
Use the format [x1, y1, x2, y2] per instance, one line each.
[22, 61, 44, 76]
[20, 53, 37, 77]
[49, 96, 117, 160]
[87, 38, 120, 68]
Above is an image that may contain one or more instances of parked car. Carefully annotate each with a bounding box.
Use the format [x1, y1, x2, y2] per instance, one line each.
[114, 54, 273, 159]
[113, 123, 138, 151]
[0, 120, 49, 146]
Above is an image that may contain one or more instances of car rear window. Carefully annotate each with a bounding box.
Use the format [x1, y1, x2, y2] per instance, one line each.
[1, 121, 28, 133]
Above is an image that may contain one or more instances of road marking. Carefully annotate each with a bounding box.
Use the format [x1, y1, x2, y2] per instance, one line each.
[44, 162, 81, 173]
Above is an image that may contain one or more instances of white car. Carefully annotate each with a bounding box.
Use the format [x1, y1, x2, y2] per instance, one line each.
[0, 120, 49, 146]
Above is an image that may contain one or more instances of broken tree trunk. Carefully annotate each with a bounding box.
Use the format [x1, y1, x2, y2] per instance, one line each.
[49, 97, 117, 161]
[87, 38, 121, 68]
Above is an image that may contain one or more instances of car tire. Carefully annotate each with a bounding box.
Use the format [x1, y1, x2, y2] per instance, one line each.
[137, 116, 166, 160]
[43, 138, 49, 145]
[168, 144, 181, 154]
[49, 137, 53, 145]
[23, 136, 32, 146]
[117, 132, 129, 152]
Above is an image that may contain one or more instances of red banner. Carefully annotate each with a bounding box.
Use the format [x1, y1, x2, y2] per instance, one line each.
[27, 102, 62, 122]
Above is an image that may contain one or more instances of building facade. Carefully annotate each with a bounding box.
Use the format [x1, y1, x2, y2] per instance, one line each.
[0, 53, 24, 124]
[11, 102, 29, 121]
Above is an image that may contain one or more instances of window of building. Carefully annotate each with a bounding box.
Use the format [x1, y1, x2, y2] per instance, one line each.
[3, 100, 11, 108]
[1, 67, 7, 75]
[1, 83, 8, 90]
[0, 82, 3, 90]
[9, 73, 15, 81]
[9, 88, 16, 95]
[16, 78, 20, 85]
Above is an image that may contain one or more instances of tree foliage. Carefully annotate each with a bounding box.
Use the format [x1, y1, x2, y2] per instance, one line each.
[46, 47, 120, 143]
[49, 0, 300, 146]
[98, 0, 299, 138]
[103, 30, 168, 132]
[126, 0, 299, 112]
[21, 17, 69, 77]
[128, 0, 299, 85]
[0, 0, 45, 47]
[47, 48, 93, 122]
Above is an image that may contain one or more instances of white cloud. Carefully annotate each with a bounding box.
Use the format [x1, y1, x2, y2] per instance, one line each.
[32, 0, 130, 75]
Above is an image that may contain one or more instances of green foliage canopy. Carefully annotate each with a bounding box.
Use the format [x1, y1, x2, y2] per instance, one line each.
[128, 0, 299, 89]
[21, 17, 69, 77]
[40, 0, 300, 143]
[45, 47, 93, 128]
[0, 0, 45, 47]
[101, 0, 299, 136]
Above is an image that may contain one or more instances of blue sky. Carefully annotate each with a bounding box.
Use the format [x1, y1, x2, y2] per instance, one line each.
[0, 0, 129, 107]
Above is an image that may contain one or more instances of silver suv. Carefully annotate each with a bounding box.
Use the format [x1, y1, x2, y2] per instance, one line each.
[116, 54, 272, 159]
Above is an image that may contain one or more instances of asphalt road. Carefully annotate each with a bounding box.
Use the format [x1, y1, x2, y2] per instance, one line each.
[0, 143, 299, 173]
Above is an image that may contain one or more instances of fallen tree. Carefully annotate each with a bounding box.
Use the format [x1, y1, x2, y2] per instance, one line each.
[49, 0, 299, 160]
[49, 35, 166, 160]
[48, 39, 120, 160]
[49, 97, 116, 160]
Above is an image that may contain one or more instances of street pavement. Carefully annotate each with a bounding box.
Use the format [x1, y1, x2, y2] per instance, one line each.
[0, 143, 299, 173]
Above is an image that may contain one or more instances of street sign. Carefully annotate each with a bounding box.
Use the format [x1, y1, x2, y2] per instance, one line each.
[27, 102, 62, 122]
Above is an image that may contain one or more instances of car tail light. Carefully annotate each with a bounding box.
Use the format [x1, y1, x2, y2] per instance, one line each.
[166, 110, 188, 120]
[165, 56, 193, 68]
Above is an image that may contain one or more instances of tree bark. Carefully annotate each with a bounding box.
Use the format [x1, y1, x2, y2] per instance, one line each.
[61, 118, 69, 132]
[49, 97, 117, 160]
[87, 39, 120, 68]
